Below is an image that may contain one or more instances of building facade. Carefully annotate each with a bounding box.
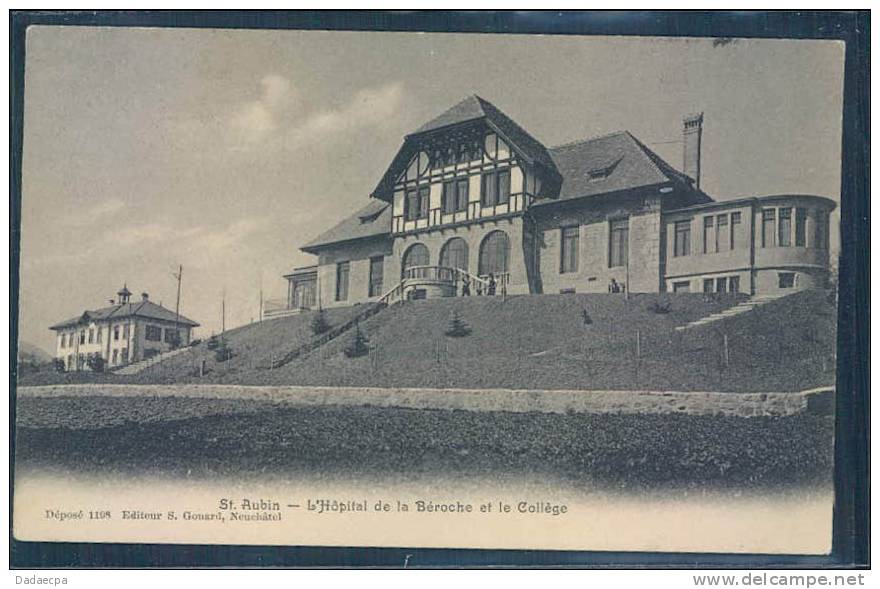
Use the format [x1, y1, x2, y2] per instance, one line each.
[279, 96, 835, 311]
[49, 285, 199, 371]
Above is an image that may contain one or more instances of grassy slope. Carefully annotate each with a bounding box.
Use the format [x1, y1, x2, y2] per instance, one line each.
[19, 291, 836, 392]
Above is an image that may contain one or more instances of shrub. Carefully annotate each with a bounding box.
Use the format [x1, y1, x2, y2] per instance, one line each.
[214, 342, 233, 363]
[87, 354, 105, 373]
[52, 358, 67, 373]
[190, 338, 202, 347]
[206, 335, 220, 350]
[445, 310, 472, 337]
[311, 309, 331, 335]
[648, 300, 672, 314]
[343, 323, 370, 358]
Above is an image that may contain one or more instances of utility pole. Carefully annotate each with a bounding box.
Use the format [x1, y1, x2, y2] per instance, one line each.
[221, 289, 226, 339]
[173, 265, 182, 346]
[259, 272, 263, 324]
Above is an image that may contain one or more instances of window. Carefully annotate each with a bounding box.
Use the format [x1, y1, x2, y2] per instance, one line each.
[112, 349, 118, 365]
[96, 328, 102, 343]
[730, 212, 742, 249]
[480, 170, 511, 207]
[123, 324, 130, 339]
[762, 209, 776, 248]
[778, 272, 796, 289]
[87, 329, 93, 344]
[478, 230, 510, 276]
[703, 278, 714, 293]
[335, 261, 350, 301]
[440, 238, 469, 271]
[114, 326, 120, 341]
[405, 186, 430, 221]
[456, 178, 469, 211]
[703, 216, 715, 254]
[442, 179, 470, 214]
[79, 331, 85, 345]
[729, 276, 740, 293]
[164, 328, 180, 344]
[145, 325, 162, 341]
[60, 334, 66, 348]
[402, 243, 429, 277]
[778, 208, 792, 246]
[674, 220, 691, 257]
[609, 218, 629, 267]
[795, 207, 807, 246]
[560, 226, 579, 273]
[672, 281, 691, 293]
[716, 277, 728, 293]
[716, 214, 729, 252]
[121, 348, 129, 363]
[815, 210, 827, 249]
[369, 256, 384, 297]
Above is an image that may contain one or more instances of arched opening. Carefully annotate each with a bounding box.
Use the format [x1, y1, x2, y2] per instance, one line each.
[439, 237, 469, 272]
[401, 243, 430, 278]
[478, 230, 510, 277]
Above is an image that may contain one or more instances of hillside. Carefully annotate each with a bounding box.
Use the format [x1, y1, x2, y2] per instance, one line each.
[19, 290, 836, 392]
[135, 290, 835, 392]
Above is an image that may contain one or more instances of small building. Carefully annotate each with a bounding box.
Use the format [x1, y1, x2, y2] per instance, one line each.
[276, 96, 836, 311]
[49, 285, 199, 371]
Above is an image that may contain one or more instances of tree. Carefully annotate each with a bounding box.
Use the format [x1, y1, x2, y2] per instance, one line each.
[87, 354, 106, 373]
[344, 322, 370, 358]
[311, 308, 331, 335]
[444, 310, 472, 337]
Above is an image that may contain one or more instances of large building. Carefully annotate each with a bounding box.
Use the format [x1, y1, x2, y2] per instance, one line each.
[49, 285, 199, 371]
[277, 96, 835, 313]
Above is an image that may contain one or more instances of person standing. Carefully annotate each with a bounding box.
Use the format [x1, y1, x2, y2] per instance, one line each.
[461, 275, 471, 296]
[487, 273, 497, 296]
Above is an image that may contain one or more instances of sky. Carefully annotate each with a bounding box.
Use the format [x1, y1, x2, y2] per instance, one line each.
[18, 27, 845, 353]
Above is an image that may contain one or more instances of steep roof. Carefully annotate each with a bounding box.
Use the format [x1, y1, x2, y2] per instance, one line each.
[50, 299, 199, 330]
[300, 199, 392, 253]
[537, 131, 709, 206]
[372, 96, 560, 201]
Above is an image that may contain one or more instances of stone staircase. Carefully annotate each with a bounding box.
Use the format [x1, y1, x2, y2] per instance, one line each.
[113, 346, 191, 375]
[674, 292, 790, 332]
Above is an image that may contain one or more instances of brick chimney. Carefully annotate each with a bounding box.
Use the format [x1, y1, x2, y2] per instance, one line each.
[682, 112, 704, 190]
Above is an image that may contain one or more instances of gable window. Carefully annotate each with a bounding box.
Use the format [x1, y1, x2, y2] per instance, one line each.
[674, 220, 691, 257]
[336, 261, 350, 301]
[795, 207, 807, 246]
[716, 214, 729, 252]
[369, 256, 384, 297]
[480, 169, 511, 207]
[442, 179, 470, 214]
[405, 186, 430, 221]
[145, 325, 162, 341]
[609, 218, 629, 267]
[778, 208, 792, 246]
[560, 226, 579, 274]
[730, 212, 742, 249]
[762, 209, 776, 248]
[703, 217, 715, 254]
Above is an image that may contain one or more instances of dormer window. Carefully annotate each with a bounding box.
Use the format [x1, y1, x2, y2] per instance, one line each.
[587, 156, 622, 180]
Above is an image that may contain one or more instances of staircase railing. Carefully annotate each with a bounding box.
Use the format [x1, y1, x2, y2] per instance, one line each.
[268, 301, 387, 369]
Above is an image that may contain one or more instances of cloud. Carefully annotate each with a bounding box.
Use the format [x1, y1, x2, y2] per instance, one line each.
[231, 74, 298, 139]
[58, 197, 127, 227]
[228, 77, 405, 153]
